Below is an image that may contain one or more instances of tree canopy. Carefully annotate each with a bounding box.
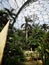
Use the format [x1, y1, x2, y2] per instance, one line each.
[0, 0, 38, 26]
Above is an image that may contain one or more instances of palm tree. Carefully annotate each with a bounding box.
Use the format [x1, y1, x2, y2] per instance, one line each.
[4, 0, 37, 26]
[41, 23, 48, 31]
[21, 17, 32, 44]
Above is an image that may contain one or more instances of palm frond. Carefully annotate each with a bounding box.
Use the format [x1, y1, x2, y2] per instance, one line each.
[21, 24, 25, 28]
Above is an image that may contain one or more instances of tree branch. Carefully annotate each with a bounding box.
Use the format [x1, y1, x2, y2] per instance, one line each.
[12, 0, 38, 26]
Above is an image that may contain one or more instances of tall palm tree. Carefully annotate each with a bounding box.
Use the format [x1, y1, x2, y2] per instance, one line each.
[21, 17, 32, 44]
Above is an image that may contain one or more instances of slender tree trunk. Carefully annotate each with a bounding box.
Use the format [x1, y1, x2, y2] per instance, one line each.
[26, 29, 28, 43]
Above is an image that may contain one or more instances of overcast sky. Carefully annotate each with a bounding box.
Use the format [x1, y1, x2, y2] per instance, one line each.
[0, 0, 49, 29]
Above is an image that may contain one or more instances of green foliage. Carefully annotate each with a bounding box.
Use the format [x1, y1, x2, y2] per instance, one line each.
[0, 10, 9, 31]
[28, 24, 42, 50]
[2, 44, 25, 65]
[0, 10, 25, 65]
[2, 24, 25, 65]
[0, 9, 49, 65]
[28, 23, 49, 65]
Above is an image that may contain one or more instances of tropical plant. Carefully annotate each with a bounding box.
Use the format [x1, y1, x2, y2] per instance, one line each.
[21, 17, 32, 44]
[2, 0, 37, 26]
[0, 10, 9, 31]
[0, 10, 25, 65]
[41, 23, 49, 31]
[28, 23, 41, 51]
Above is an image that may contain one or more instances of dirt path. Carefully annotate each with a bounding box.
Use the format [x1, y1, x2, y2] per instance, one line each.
[21, 60, 42, 65]
[24, 61, 37, 65]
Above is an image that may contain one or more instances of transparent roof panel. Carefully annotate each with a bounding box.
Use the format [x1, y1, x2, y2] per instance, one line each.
[0, 0, 49, 29]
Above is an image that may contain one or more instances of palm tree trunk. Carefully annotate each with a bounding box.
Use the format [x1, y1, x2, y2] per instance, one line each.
[26, 29, 28, 43]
